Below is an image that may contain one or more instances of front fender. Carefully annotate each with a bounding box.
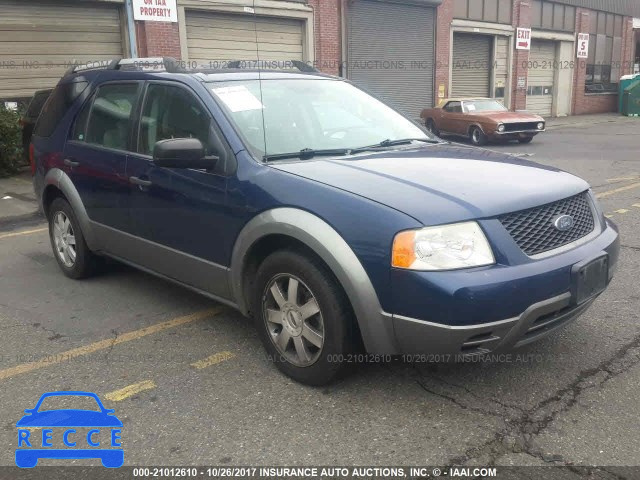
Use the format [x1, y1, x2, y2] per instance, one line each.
[43, 168, 97, 250]
[230, 208, 398, 354]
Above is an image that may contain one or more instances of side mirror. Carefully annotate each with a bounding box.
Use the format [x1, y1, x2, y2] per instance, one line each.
[153, 138, 218, 170]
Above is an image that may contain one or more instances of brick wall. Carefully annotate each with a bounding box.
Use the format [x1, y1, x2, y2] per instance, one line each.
[308, 0, 341, 75]
[511, 0, 530, 111]
[136, 21, 182, 60]
[435, 0, 454, 104]
[571, 10, 634, 115]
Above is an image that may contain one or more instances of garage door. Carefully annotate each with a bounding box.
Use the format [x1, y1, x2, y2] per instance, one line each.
[347, 0, 435, 119]
[452, 33, 492, 98]
[526, 40, 556, 116]
[185, 11, 304, 65]
[0, 0, 125, 99]
[494, 36, 510, 102]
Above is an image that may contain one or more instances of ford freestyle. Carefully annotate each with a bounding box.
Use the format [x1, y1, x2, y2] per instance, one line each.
[31, 58, 619, 385]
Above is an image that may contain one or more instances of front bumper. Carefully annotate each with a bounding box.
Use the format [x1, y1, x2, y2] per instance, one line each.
[495, 129, 545, 135]
[492, 129, 544, 140]
[394, 291, 594, 355]
[388, 220, 619, 355]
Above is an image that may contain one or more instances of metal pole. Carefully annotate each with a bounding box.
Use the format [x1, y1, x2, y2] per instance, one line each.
[125, 0, 139, 58]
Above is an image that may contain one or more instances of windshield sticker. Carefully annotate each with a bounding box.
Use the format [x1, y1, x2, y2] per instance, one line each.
[211, 85, 264, 112]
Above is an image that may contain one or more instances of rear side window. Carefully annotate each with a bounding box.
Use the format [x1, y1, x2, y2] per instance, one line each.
[85, 83, 139, 151]
[33, 81, 88, 138]
[25, 90, 52, 120]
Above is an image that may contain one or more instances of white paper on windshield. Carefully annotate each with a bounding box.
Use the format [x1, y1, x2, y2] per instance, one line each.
[211, 85, 263, 112]
[466, 104, 476, 111]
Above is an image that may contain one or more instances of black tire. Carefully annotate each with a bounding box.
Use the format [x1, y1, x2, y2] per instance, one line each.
[48, 197, 99, 279]
[426, 119, 439, 136]
[470, 126, 487, 146]
[518, 136, 534, 144]
[251, 249, 355, 386]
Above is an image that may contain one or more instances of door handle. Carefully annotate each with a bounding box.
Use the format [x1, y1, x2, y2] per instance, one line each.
[64, 158, 80, 168]
[129, 176, 153, 187]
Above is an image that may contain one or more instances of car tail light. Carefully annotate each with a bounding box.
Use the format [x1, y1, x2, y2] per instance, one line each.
[29, 144, 36, 175]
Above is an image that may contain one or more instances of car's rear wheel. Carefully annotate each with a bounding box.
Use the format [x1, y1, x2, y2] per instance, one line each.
[518, 136, 534, 144]
[426, 119, 439, 136]
[252, 249, 355, 386]
[470, 126, 487, 146]
[48, 197, 99, 279]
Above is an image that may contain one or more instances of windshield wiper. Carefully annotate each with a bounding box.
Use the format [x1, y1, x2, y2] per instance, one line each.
[351, 138, 442, 154]
[263, 148, 350, 162]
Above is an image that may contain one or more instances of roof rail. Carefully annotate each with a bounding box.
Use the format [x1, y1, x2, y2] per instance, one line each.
[225, 59, 319, 73]
[117, 57, 186, 73]
[65, 57, 186, 75]
[65, 59, 121, 76]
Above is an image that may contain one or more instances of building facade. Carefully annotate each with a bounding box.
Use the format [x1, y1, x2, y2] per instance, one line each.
[1, 0, 638, 118]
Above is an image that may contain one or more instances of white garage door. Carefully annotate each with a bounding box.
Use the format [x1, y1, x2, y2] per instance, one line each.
[452, 33, 492, 98]
[526, 40, 556, 116]
[0, 1, 125, 99]
[185, 11, 304, 66]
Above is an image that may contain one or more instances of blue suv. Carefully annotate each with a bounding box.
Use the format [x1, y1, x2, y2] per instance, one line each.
[32, 58, 619, 385]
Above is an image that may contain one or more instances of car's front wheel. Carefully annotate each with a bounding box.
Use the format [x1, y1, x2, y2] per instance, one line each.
[252, 249, 355, 386]
[48, 197, 99, 279]
[518, 136, 534, 144]
[426, 119, 439, 136]
[470, 126, 487, 146]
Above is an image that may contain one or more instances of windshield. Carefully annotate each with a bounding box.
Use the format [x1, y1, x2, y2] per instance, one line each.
[207, 79, 431, 159]
[463, 100, 507, 113]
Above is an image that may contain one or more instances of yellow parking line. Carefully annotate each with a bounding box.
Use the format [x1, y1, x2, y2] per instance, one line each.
[607, 176, 639, 182]
[633, 204, 640, 209]
[105, 380, 156, 402]
[0, 307, 224, 381]
[614, 209, 630, 214]
[191, 351, 235, 370]
[596, 182, 640, 199]
[0, 227, 47, 240]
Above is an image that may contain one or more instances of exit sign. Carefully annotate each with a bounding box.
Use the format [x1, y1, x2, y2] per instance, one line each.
[516, 28, 531, 50]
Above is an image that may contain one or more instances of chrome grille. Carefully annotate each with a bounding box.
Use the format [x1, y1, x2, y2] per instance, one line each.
[499, 192, 595, 256]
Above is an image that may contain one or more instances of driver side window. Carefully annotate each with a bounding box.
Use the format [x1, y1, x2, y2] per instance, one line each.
[138, 84, 211, 156]
[444, 101, 462, 113]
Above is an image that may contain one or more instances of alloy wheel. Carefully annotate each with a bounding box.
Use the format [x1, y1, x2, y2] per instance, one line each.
[52, 211, 77, 268]
[262, 274, 325, 367]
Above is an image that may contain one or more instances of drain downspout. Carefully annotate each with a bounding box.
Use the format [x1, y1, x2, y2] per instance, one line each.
[125, 0, 139, 58]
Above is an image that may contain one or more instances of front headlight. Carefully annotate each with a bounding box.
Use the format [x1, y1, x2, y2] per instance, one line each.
[497, 124, 505, 132]
[537, 122, 545, 130]
[392, 222, 495, 271]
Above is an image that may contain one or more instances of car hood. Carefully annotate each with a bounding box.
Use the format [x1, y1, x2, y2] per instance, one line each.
[270, 144, 589, 225]
[16, 410, 123, 427]
[474, 111, 544, 123]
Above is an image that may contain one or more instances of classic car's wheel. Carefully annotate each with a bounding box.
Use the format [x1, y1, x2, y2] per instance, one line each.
[48, 197, 100, 279]
[426, 119, 439, 136]
[470, 126, 487, 146]
[252, 249, 355, 386]
[518, 136, 534, 144]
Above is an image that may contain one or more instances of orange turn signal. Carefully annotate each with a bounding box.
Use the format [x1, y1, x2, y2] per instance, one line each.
[392, 231, 416, 268]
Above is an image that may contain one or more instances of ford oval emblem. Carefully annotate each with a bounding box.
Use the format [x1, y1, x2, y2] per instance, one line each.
[553, 214, 574, 232]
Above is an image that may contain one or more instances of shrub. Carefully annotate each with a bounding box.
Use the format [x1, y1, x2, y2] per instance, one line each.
[0, 105, 24, 177]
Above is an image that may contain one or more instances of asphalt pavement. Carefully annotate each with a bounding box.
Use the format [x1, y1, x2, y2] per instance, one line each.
[0, 115, 639, 476]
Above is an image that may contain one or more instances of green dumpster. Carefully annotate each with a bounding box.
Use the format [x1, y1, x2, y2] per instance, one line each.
[619, 74, 640, 113]
[621, 80, 640, 117]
